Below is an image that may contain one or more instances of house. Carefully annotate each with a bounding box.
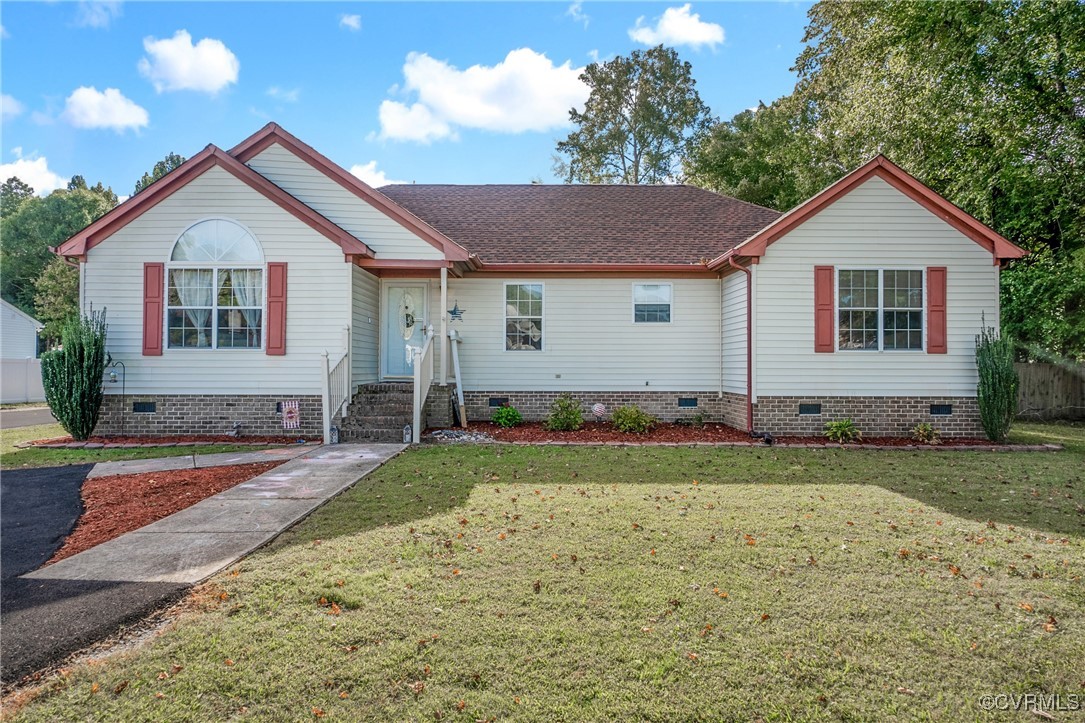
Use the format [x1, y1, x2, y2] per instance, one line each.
[1, 298, 45, 403]
[56, 123, 1026, 441]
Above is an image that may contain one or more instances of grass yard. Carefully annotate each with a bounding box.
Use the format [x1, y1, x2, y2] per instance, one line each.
[9, 423, 1084, 721]
[0, 423, 276, 469]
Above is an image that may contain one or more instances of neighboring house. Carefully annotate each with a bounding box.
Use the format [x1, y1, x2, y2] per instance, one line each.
[1, 298, 45, 403]
[56, 123, 1026, 441]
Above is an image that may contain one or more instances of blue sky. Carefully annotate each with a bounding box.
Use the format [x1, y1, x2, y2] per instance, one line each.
[1, 1, 812, 198]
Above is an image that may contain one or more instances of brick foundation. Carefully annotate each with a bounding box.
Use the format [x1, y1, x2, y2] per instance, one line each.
[463, 390, 748, 428]
[95, 394, 324, 438]
[753, 396, 982, 438]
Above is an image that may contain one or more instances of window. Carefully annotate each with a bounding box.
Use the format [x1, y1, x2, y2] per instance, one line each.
[633, 283, 672, 323]
[505, 283, 543, 351]
[167, 219, 264, 350]
[838, 269, 923, 351]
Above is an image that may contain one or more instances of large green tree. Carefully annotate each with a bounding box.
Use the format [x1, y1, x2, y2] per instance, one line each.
[133, 152, 185, 195]
[33, 256, 80, 346]
[555, 45, 714, 184]
[1, 177, 35, 218]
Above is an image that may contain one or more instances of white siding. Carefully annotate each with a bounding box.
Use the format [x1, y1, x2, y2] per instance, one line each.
[84, 166, 352, 395]
[754, 175, 997, 397]
[720, 271, 747, 395]
[441, 276, 722, 391]
[1, 300, 40, 359]
[351, 265, 379, 388]
[246, 144, 445, 260]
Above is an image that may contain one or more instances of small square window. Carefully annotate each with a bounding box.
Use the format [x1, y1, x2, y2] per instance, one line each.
[133, 401, 157, 414]
[798, 403, 822, 415]
[489, 397, 510, 408]
[677, 397, 698, 408]
[633, 283, 672, 323]
[930, 404, 953, 416]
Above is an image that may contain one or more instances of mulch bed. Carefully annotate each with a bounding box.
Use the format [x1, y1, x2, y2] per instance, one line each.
[29, 434, 316, 449]
[454, 421, 1001, 447]
[47, 461, 286, 564]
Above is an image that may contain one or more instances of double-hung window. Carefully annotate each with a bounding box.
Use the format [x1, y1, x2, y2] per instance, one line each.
[837, 269, 923, 351]
[167, 219, 264, 350]
[505, 283, 543, 351]
[633, 283, 672, 323]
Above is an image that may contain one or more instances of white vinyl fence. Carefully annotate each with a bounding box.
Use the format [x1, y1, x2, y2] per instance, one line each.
[1, 358, 45, 403]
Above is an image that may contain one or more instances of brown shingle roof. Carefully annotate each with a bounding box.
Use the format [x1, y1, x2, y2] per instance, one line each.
[378, 184, 781, 266]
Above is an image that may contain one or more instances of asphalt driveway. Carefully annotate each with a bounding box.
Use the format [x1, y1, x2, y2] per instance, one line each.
[0, 407, 57, 430]
[0, 464, 189, 687]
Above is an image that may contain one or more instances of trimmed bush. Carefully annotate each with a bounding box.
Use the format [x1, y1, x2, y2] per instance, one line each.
[544, 393, 583, 432]
[611, 405, 656, 434]
[975, 324, 1018, 442]
[41, 309, 108, 441]
[824, 418, 862, 443]
[491, 404, 523, 428]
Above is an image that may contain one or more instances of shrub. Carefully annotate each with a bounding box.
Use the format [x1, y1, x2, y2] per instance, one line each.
[41, 309, 108, 441]
[611, 405, 656, 434]
[544, 393, 583, 431]
[975, 323, 1018, 442]
[911, 423, 941, 445]
[824, 418, 862, 443]
[491, 404, 523, 428]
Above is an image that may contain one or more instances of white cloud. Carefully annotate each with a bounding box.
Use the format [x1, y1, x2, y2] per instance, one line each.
[566, 1, 589, 28]
[350, 160, 407, 187]
[2, 94, 25, 121]
[1, 24, 9, 39]
[75, 1, 122, 29]
[378, 49, 588, 143]
[629, 4, 724, 50]
[266, 86, 300, 103]
[61, 86, 149, 131]
[339, 14, 361, 31]
[138, 30, 239, 94]
[0, 151, 66, 195]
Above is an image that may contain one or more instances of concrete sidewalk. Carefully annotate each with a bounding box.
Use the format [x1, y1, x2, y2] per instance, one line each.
[85, 445, 315, 479]
[25, 444, 405, 584]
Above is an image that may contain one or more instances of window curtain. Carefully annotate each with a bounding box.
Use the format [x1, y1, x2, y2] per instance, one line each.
[174, 269, 213, 347]
[229, 269, 263, 343]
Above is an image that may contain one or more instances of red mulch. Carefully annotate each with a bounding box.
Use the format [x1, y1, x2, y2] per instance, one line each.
[774, 434, 995, 446]
[460, 421, 996, 446]
[47, 461, 286, 564]
[31, 434, 314, 447]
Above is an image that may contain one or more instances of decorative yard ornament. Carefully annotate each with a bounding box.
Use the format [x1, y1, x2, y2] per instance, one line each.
[400, 291, 417, 340]
[592, 403, 606, 421]
[447, 301, 465, 322]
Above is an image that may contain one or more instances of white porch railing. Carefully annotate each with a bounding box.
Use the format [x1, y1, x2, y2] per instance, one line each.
[410, 324, 435, 444]
[321, 349, 350, 444]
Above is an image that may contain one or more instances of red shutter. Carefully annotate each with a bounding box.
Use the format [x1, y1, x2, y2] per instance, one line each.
[142, 262, 164, 356]
[927, 266, 947, 354]
[814, 265, 835, 353]
[266, 262, 287, 355]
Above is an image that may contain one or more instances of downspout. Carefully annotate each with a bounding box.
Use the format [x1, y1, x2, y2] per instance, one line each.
[718, 274, 724, 399]
[727, 256, 754, 434]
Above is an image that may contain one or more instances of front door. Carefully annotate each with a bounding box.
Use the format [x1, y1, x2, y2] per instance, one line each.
[382, 283, 428, 378]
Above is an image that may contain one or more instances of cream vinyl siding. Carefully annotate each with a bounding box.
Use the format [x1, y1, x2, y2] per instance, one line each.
[754, 175, 998, 397]
[1, 300, 40, 358]
[83, 166, 351, 395]
[351, 265, 380, 388]
[246, 144, 445, 260]
[438, 277, 721, 392]
[720, 270, 747, 395]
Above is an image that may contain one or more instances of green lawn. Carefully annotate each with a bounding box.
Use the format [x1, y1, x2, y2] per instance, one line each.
[0, 423, 275, 469]
[10, 423, 1084, 721]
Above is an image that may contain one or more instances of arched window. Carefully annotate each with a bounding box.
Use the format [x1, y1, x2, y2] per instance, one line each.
[167, 219, 264, 349]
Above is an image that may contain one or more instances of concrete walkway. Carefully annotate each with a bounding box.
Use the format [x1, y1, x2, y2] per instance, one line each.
[25, 444, 405, 585]
[85, 445, 314, 479]
[3, 444, 404, 684]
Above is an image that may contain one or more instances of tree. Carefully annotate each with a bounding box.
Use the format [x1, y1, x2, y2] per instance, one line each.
[133, 152, 186, 195]
[0, 187, 115, 314]
[1, 177, 34, 217]
[33, 256, 80, 347]
[555, 46, 714, 184]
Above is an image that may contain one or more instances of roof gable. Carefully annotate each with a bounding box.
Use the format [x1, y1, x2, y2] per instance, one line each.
[1, 298, 42, 327]
[56, 146, 372, 260]
[709, 155, 1027, 269]
[230, 124, 469, 262]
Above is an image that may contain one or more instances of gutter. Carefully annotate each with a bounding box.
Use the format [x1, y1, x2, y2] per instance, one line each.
[727, 256, 754, 434]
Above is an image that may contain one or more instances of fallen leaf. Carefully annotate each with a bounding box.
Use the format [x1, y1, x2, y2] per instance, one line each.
[897, 687, 915, 695]
[225, 659, 235, 667]
[113, 680, 129, 695]
[760, 613, 770, 622]
[312, 707, 325, 718]
[90, 682, 100, 694]
[456, 700, 467, 711]
[1018, 602, 1034, 612]
[339, 691, 349, 699]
